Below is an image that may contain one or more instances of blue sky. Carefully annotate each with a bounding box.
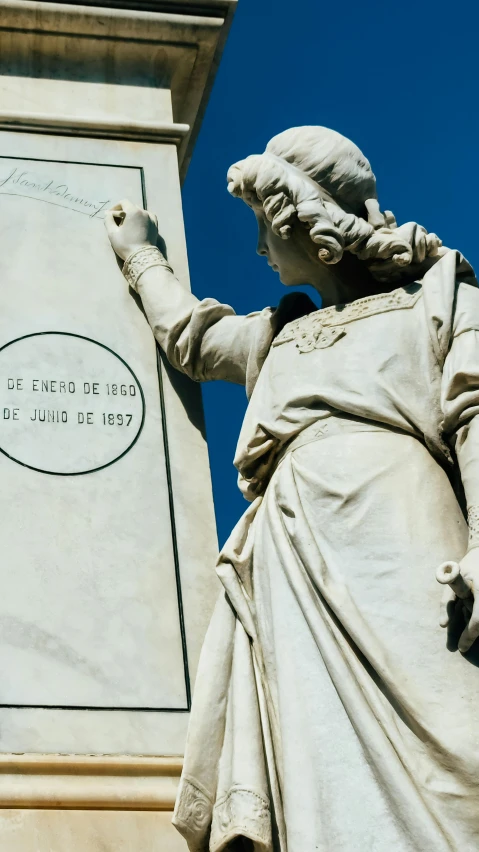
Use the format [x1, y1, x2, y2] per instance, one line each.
[182, 0, 479, 546]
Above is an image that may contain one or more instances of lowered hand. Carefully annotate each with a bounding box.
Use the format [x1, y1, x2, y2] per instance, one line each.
[438, 549, 479, 652]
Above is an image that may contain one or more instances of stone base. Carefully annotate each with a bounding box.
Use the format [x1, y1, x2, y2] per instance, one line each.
[0, 810, 186, 851]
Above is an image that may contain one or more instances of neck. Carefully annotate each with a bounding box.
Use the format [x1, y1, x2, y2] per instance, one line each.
[308, 252, 388, 307]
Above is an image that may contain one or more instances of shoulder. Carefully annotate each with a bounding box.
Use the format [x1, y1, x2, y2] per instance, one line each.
[420, 250, 479, 360]
[242, 291, 318, 348]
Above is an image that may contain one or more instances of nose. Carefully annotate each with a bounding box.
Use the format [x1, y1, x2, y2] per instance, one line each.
[256, 223, 268, 257]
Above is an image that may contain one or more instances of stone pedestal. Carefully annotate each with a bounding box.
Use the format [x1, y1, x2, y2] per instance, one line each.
[0, 1, 235, 847]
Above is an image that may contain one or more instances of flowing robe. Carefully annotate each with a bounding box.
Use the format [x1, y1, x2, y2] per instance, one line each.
[138, 250, 479, 852]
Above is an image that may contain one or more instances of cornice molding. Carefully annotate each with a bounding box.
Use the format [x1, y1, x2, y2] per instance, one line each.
[0, 0, 237, 178]
[0, 112, 190, 144]
[0, 0, 224, 35]
[31, 0, 235, 14]
[0, 754, 183, 810]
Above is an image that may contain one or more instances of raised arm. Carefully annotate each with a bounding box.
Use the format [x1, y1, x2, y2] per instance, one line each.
[105, 200, 274, 389]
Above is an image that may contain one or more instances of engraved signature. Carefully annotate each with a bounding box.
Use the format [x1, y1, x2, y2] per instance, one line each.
[0, 167, 111, 219]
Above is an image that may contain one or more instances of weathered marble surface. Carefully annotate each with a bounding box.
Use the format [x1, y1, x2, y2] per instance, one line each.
[0, 150, 190, 712]
[0, 0, 237, 768]
[0, 127, 220, 757]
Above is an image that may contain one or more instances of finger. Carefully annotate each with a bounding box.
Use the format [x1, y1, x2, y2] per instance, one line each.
[118, 198, 137, 213]
[458, 607, 479, 653]
[439, 584, 456, 628]
[148, 211, 158, 228]
[384, 210, 397, 229]
[104, 210, 118, 237]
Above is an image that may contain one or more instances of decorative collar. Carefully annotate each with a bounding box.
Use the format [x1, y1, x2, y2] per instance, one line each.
[273, 282, 423, 349]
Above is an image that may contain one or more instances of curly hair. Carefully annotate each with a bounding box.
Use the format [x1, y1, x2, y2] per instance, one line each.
[227, 127, 442, 284]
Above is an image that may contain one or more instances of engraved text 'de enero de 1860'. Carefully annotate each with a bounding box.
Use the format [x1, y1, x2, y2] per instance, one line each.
[0, 332, 145, 476]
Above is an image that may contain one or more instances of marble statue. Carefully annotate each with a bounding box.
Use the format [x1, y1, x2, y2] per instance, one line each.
[105, 126, 479, 852]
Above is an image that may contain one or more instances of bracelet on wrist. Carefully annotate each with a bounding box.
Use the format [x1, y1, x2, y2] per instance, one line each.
[122, 246, 174, 292]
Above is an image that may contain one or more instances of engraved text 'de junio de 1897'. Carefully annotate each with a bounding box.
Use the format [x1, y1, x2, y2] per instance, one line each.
[0, 332, 145, 475]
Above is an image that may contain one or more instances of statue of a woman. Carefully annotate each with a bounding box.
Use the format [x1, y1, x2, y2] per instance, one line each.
[105, 126, 479, 852]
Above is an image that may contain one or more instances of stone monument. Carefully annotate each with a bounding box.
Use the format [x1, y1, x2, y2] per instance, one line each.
[0, 1, 235, 849]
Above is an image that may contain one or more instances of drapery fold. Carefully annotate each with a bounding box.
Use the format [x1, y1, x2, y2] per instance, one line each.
[166, 251, 479, 850]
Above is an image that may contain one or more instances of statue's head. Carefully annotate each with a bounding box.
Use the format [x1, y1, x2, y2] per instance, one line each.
[227, 126, 442, 287]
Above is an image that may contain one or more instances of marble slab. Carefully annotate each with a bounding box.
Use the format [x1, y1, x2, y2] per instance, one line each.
[0, 154, 188, 710]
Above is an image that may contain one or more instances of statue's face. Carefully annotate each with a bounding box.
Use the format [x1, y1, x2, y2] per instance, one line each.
[255, 209, 318, 287]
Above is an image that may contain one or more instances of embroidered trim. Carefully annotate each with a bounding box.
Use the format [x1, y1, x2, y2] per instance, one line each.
[468, 505, 479, 548]
[273, 283, 422, 350]
[172, 775, 212, 852]
[293, 323, 346, 354]
[122, 246, 173, 292]
[210, 786, 272, 852]
[173, 780, 272, 852]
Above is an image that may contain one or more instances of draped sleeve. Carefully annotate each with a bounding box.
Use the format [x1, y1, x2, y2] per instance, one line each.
[157, 292, 277, 391]
[136, 264, 316, 397]
[440, 278, 479, 546]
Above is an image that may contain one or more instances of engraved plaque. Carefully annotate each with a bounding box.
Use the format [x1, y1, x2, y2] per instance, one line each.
[0, 157, 189, 710]
[0, 332, 145, 475]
